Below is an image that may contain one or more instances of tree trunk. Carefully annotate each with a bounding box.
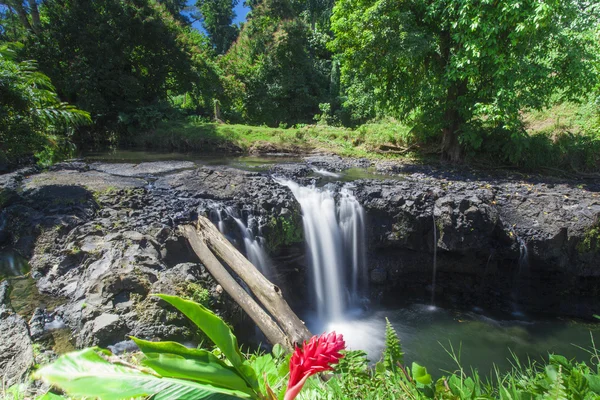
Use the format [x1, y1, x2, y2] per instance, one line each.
[180, 225, 295, 351]
[441, 80, 467, 162]
[195, 216, 312, 346]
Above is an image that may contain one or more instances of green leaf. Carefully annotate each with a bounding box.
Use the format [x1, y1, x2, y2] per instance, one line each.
[412, 362, 432, 386]
[155, 294, 258, 391]
[549, 354, 572, 372]
[35, 393, 67, 400]
[35, 348, 251, 400]
[133, 338, 255, 396]
[272, 343, 285, 360]
[585, 374, 600, 394]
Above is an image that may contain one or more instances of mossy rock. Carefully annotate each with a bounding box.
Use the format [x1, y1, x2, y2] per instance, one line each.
[577, 222, 600, 254]
[263, 210, 304, 252]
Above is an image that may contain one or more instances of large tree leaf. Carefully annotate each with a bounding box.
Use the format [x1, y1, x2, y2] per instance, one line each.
[133, 338, 255, 396]
[34, 348, 251, 400]
[156, 294, 259, 391]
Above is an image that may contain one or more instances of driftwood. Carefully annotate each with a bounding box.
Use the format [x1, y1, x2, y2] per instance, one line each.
[180, 218, 312, 348]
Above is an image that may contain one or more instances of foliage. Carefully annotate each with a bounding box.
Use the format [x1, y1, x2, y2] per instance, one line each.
[222, 0, 332, 126]
[195, 0, 240, 54]
[26, 0, 219, 143]
[35, 294, 332, 400]
[0, 43, 91, 165]
[383, 317, 403, 372]
[577, 222, 600, 254]
[330, 0, 599, 160]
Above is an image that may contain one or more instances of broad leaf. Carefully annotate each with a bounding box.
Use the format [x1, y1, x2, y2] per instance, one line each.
[412, 362, 432, 386]
[156, 294, 259, 391]
[133, 338, 255, 395]
[35, 348, 251, 400]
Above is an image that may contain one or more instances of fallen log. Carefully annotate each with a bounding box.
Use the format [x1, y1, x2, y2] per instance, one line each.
[180, 225, 294, 351]
[194, 216, 312, 346]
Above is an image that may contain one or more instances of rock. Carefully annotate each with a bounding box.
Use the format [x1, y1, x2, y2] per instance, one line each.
[90, 161, 196, 178]
[370, 268, 387, 284]
[80, 313, 126, 347]
[0, 313, 35, 386]
[29, 308, 48, 341]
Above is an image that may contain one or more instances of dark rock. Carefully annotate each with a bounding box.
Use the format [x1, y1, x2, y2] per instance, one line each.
[370, 268, 387, 284]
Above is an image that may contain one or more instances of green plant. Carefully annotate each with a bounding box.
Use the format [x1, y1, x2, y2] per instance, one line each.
[0, 43, 91, 165]
[382, 317, 403, 372]
[36, 295, 263, 399]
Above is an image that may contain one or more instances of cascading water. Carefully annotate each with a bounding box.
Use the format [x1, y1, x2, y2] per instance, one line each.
[229, 211, 272, 278]
[339, 187, 367, 304]
[431, 211, 438, 308]
[206, 204, 272, 278]
[275, 178, 367, 322]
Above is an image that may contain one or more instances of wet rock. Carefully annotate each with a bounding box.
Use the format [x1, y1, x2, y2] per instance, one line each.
[90, 161, 195, 178]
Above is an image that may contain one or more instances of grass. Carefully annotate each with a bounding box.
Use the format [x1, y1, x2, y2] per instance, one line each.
[138, 118, 417, 160]
[137, 101, 600, 174]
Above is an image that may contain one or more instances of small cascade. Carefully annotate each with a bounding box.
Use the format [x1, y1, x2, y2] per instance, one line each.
[431, 211, 438, 307]
[511, 231, 529, 316]
[206, 204, 272, 278]
[517, 236, 529, 270]
[275, 178, 367, 322]
[339, 186, 367, 304]
[228, 211, 272, 278]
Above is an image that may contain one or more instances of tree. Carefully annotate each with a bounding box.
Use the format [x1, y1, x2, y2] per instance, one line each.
[0, 43, 90, 165]
[330, 0, 598, 161]
[0, 0, 40, 34]
[27, 0, 203, 135]
[222, 0, 330, 126]
[195, 0, 239, 54]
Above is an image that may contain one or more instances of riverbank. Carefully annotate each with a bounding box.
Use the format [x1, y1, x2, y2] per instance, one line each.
[134, 102, 600, 175]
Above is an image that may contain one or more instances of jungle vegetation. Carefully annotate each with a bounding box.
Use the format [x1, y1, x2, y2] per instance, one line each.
[0, 0, 599, 169]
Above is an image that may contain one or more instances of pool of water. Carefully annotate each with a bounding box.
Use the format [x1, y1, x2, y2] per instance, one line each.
[0, 248, 30, 279]
[84, 150, 302, 173]
[84, 150, 404, 183]
[310, 305, 600, 378]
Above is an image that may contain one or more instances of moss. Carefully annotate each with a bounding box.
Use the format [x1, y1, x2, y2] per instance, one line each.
[577, 222, 600, 254]
[264, 211, 304, 252]
[179, 282, 212, 308]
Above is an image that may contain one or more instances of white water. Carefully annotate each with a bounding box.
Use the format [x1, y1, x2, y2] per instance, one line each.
[275, 178, 367, 322]
[311, 167, 342, 178]
[208, 205, 272, 278]
[431, 211, 438, 307]
[339, 187, 367, 303]
[230, 212, 272, 278]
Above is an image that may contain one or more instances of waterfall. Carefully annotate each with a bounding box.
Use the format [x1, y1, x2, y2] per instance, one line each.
[339, 187, 367, 304]
[207, 204, 272, 278]
[431, 211, 438, 307]
[229, 212, 272, 278]
[275, 178, 367, 322]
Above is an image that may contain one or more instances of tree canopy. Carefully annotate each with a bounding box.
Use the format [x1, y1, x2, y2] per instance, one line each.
[330, 0, 599, 160]
[0, 0, 598, 167]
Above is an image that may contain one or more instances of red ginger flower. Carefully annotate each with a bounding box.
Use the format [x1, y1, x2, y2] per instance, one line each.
[284, 332, 345, 400]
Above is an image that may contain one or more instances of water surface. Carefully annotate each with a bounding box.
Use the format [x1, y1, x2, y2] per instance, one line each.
[317, 305, 599, 378]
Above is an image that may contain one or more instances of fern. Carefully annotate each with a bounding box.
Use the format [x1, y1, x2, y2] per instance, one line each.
[383, 317, 403, 371]
[544, 365, 569, 400]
